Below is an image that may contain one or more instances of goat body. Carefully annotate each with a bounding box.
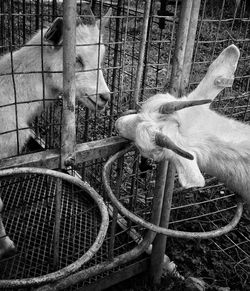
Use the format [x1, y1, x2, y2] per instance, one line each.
[116, 45, 250, 206]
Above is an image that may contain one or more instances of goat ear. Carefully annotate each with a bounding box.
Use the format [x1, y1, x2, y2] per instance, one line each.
[96, 8, 112, 33]
[173, 156, 205, 188]
[79, 4, 96, 26]
[44, 17, 63, 47]
[189, 44, 240, 101]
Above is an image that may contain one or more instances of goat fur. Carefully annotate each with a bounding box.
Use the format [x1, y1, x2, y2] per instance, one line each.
[0, 9, 111, 159]
[116, 45, 250, 205]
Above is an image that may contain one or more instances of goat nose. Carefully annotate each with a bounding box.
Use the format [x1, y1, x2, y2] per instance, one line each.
[99, 92, 110, 103]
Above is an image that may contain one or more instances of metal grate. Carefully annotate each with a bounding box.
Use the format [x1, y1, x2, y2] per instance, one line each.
[0, 172, 102, 280]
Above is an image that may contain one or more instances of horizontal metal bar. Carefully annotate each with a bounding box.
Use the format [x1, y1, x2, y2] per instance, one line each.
[81, 258, 149, 291]
[0, 137, 129, 170]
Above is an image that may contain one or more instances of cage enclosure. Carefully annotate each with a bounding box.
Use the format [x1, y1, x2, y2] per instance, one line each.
[0, 0, 250, 290]
[0, 167, 109, 289]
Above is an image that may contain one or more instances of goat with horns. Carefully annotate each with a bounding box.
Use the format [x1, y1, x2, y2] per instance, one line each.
[0, 6, 111, 259]
[116, 45, 250, 208]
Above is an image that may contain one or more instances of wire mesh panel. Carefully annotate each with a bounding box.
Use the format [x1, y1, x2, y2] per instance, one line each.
[0, 168, 109, 289]
[0, 0, 250, 290]
[165, 0, 250, 289]
[89, 0, 250, 289]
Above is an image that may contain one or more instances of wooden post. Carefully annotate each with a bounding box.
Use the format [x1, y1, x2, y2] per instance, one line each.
[150, 0, 201, 286]
[61, 0, 77, 168]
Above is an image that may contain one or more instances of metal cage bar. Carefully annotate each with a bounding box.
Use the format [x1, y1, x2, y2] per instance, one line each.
[0, 0, 249, 290]
[61, 0, 77, 168]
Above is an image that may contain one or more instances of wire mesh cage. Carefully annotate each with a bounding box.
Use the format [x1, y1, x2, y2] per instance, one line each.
[0, 0, 250, 290]
[0, 167, 109, 289]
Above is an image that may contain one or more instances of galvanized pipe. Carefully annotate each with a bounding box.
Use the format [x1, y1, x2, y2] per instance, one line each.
[150, 162, 175, 285]
[133, 0, 152, 108]
[167, 0, 193, 97]
[108, 156, 124, 260]
[53, 178, 63, 269]
[102, 145, 243, 239]
[61, 0, 77, 168]
[181, 0, 201, 94]
[151, 0, 202, 284]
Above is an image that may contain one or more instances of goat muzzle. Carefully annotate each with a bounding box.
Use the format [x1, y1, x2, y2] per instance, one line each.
[154, 132, 194, 160]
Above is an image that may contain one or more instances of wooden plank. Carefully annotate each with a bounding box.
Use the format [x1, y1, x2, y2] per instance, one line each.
[0, 137, 129, 170]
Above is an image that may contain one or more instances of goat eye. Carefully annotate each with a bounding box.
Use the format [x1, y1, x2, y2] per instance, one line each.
[76, 55, 84, 67]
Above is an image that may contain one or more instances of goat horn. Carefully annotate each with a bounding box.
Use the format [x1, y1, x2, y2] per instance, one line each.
[120, 109, 138, 116]
[159, 99, 212, 114]
[155, 132, 194, 160]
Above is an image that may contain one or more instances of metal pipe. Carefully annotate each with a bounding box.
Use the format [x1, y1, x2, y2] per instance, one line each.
[102, 145, 243, 239]
[61, 0, 77, 168]
[109, 0, 123, 135]
[108, 156, 124, 260]
[167, 0, 193, 96]
[181, 0, 201, 95]
[35, 148, 165, 291]
[0, 167, 109, 288]
[36, 230, 156, 291]
[150, 0, 202, 284]
[133, 0, 152, 108]
[53, 177, 62, 269]
[150, 162, 175, 285]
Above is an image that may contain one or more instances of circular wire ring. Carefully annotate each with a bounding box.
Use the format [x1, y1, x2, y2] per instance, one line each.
[103, 144, 243, 240]
[0, 167, 109, 288]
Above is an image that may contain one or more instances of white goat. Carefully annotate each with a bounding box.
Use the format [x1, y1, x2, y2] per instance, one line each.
[0, 6, 111, 260]
[116, 45, 250, 207]
[0, 6, 111, 159]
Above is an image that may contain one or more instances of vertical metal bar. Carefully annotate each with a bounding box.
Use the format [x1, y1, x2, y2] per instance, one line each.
[35, 0, 40, 30]
[108, 155, 124, 260]
[150, 162, 175, 285]
[141, 1, 154, 98]
[52, 0, 58, 19]
[22, 0, 26, 45]
[168, 0, 193, 97]
[150, 0, 201, 286]
[108, 0, 123, 135]
[0, 1, 4, 55]
[8, 0, 19, 156]
[181, 0, 201, 95]
[61, 0, 77, 168]
[133, 0, 152, 109]
[53, 177, 62, 269]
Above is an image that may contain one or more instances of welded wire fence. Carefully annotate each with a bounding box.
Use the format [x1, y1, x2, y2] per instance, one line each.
[0, 0, 250, 290]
